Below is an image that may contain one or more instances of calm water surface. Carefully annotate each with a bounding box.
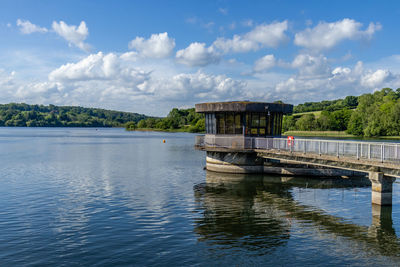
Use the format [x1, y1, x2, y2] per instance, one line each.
[0, 128, 400, 266]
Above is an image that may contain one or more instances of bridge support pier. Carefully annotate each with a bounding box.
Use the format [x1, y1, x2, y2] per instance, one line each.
[369, 172, 396, 206]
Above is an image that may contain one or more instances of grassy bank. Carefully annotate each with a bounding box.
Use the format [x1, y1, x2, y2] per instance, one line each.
[283, 131, 355, 138]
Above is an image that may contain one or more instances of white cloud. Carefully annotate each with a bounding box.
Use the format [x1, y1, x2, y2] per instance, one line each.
[0, 69, 16, 88]
[291, 54, 330, 77]
[253, 54, 276, 72]
[46, 52, 246, 106]
[213, 21, 288, 53]
[16, 19, 48, 34]
[49, 52, 150, 85]
[146, 71, 246, 101]
[128, 32, 175, 58]
[176, 42, 220, 66]
[43, 51, 250, 112]
[361, 69, 392, 88]
[294, 18, 381, 51]
[52, 21, 90, 51]
[275, 59, 396, 104]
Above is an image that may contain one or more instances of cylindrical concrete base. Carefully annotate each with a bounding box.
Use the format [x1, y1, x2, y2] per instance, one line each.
[206, 151, 264, 173]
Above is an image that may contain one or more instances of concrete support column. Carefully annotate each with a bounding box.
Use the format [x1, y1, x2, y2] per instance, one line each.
[369, 172, 396, 206]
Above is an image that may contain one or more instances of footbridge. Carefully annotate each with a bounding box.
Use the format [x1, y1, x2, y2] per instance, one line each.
[195, 135, 400, 206]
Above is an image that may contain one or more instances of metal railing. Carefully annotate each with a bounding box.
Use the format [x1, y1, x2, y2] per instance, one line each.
[195, 135, 400, 164]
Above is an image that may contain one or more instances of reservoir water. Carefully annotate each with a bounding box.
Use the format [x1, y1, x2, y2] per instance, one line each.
[0, 128, 400, 266]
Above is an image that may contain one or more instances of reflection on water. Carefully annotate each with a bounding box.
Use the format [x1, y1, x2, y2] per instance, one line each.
[194, 171, 400, 263]
[1, 128, 400, 266]
[194, 173, 290, 255]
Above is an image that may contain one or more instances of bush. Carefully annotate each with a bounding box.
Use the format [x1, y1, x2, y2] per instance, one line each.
[125, 121, 137, 130]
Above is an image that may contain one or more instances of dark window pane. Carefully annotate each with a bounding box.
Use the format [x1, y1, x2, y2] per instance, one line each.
[245, 114, 250, 135]
[251, 113, 259, 127]
[260, 114, 266, 127]
[226, 113, 234, 134]
[217, 113, 225, 134]
[235, 114, 242, 134]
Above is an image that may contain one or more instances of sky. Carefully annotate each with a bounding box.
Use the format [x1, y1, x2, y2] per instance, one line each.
[1, 0, 400, 116]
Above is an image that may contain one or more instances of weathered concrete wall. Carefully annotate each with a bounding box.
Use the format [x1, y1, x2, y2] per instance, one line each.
[206, 151, 264, 173]
[206, 151, 366, 177]
[369, 172, 396, 206]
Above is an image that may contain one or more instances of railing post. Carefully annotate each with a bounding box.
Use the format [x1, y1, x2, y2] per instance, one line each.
[395, 144, 398, 160]
[360, 143, 363, 159]
[278, 138, 280, 151]
[381, 144, 384, 162]
[319, 141, 321, 156]
[368, 144, 371, 159]
[356, 143, 359, 160]
[304, 140, 307, 154]
[337, 142, 339, 158]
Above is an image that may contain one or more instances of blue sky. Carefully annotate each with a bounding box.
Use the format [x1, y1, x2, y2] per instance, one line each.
[1, 0, 400, 116]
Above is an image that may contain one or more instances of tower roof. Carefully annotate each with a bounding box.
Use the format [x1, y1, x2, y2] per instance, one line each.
[195, 101, 293, 114]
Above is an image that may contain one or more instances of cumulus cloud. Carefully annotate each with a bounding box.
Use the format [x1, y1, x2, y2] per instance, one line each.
[291, 54, 330, 77]
[128, 32, 175, 58]
[16, 19, 48, 34]
[361, 69, 392, 88]
[213, 21, 288, 53]
[52, 21, 90, 51]
[253, 54, 276, 72]
[145, 71, 246, 101]
[0, 69, 16, 89]
[49, 52, 150, 85]
[274, 59, 396, 104]
[46, 52, 247, 107]
[176, 42, 220, 66]
[294, 18, 381, 51]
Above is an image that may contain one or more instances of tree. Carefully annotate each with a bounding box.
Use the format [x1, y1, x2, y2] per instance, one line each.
[295, 114, 317, 131]
[125, 121, 137, 130]
[137, 120, 147, 128]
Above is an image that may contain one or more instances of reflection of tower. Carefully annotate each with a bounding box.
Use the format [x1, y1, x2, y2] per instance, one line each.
[194, 171, 400, 258]
[193, 171, 291, 254]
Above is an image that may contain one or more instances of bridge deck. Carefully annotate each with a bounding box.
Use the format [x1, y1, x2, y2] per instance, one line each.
[195, 135, 400, 177]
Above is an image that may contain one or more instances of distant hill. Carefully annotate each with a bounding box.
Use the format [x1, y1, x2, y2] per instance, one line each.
[0, 103, 149, 127]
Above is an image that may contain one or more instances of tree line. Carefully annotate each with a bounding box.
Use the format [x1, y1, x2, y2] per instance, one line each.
[283, 88, 400, 137]
[0, 103, 148, 127]
[125, 108, 205, 133]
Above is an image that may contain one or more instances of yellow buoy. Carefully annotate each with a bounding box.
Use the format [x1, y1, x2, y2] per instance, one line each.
[163, 139, 166, 143]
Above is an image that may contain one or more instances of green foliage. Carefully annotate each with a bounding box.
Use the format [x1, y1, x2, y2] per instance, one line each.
[285, 88, 400, 137]
[136, 107, 205, 133]
[0, 103, 149, 127]
[346, 88, 400, 137]
[295, 114, 317, 131]
[293, 95, 358, 113]
[125, 121, 137, 130]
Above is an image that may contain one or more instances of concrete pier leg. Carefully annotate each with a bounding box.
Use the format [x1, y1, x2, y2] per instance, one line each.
[369, 172, 396, 206]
